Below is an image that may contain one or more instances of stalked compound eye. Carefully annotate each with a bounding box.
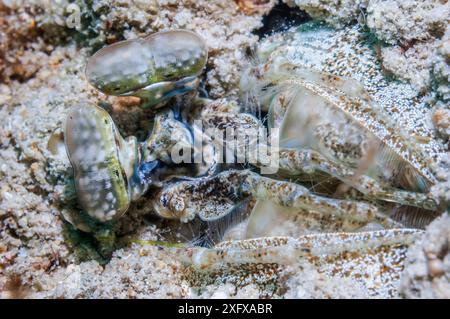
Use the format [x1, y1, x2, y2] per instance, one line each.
[86, 39, 154, 96]
[143, 30, 207, 83]
[64, 103, 139, 222]
[86, 30, 208, 107]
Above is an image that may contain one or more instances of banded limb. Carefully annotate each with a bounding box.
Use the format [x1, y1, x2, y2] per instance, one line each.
[174, 229, 422, 269]
[152, 169, 397, 227]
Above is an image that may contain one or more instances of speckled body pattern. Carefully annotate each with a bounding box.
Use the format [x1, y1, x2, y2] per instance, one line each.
[243, 31, 439, 185]
[62, 26, 446, 298]
[153, 169, 384, 224]
[176, 229, 422, 298]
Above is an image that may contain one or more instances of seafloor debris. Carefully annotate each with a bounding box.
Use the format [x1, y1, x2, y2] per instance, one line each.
[235, 0, 277, 15]
[400, 214, 450, 298]
[283, 0, 450, 93]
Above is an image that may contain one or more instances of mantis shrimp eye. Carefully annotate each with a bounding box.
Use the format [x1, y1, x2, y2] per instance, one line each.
[64, 103, 139, 222]
[85, 30, 208, 106]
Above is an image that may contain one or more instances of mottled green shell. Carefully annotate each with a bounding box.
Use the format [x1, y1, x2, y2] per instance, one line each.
[64, 103, 139, 222]
[85, 30, 207, 99]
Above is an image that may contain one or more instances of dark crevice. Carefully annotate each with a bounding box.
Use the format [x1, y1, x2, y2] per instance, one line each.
[254, 2, 311, 39]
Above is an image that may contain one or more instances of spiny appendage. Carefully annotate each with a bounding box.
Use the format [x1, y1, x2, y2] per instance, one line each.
[173, 229, 423, 269]
[192, 100, 438, 213]
[86, 30, 207, 107]
[64, 103, 139, 222]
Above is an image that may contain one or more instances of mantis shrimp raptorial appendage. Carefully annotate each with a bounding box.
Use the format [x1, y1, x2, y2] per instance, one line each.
[152, 169, 398, 228]
[196, 99, 440, 213]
